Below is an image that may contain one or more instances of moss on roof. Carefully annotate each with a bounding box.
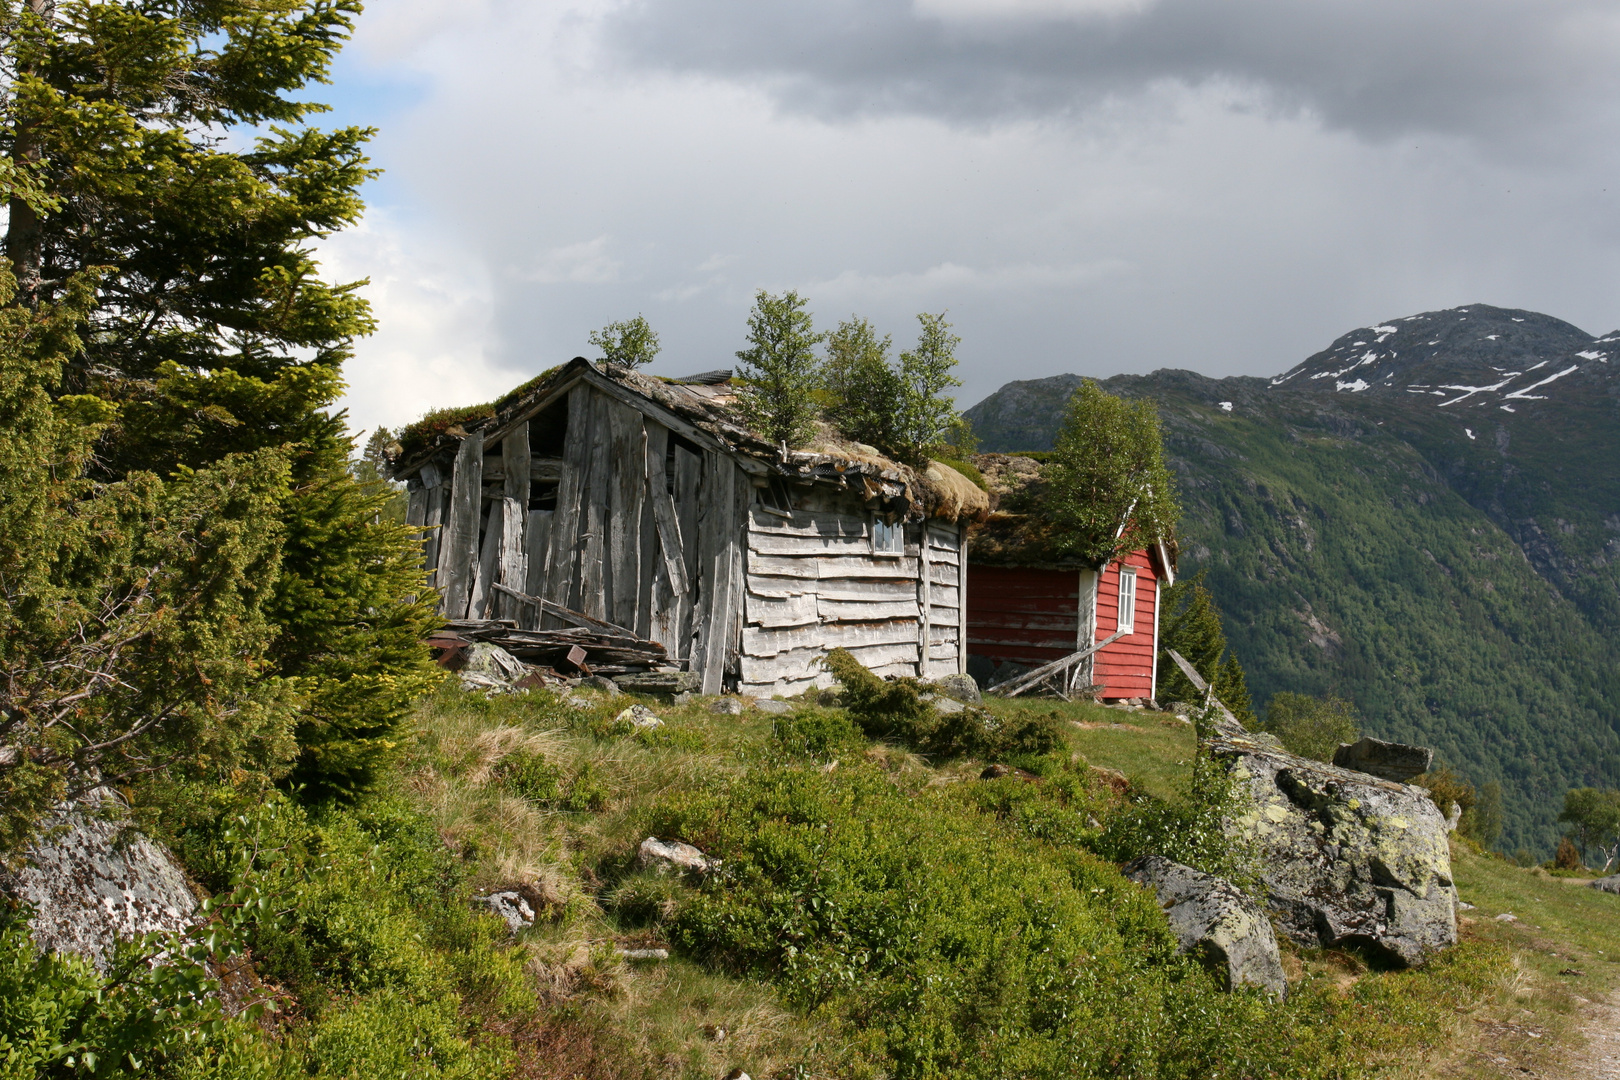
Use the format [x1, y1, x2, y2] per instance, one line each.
[395, 401, 497, 460]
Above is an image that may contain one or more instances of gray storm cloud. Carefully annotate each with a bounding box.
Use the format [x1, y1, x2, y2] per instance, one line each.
[603, 0, 1620, 150]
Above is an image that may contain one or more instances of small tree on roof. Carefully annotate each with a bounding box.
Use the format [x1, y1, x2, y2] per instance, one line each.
[590, 315, 661, 369]
[1045, 380, 1179, 690]
[734, 290, 825, 449]
[824, 315, 900, 453]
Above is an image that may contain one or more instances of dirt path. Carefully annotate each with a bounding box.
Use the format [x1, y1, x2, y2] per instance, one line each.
[1562, 993, 1620, 1079]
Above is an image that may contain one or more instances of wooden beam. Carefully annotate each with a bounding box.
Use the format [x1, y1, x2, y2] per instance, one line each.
[542, 384, 590, 627]
[696, 455, 741, 694]
[958, 524, 969, 676]
[989, 630, 1129, 699]
[493, 497, 528, 623]
[607, 401, 646, 632]
[502, 420, 530, 507]
[438, 431, 484, 618]
[491, 582, 640, 638]
[469, 500, 501, 620]
[918, 523, 932, 679]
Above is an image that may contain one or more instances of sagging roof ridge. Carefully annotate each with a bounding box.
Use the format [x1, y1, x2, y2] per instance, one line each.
[390, 358, 990, 523]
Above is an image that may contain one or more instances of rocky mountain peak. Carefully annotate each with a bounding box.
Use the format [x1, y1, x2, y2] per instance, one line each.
[1268, 303, 1615, 413]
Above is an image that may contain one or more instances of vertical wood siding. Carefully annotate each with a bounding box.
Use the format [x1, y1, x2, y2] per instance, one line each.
[1091, 549, 1160, 699]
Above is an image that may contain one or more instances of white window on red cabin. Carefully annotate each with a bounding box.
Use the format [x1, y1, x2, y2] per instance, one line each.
[1117, 568, 1137, 634]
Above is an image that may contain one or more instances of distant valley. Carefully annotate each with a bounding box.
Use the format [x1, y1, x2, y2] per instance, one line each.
[964, 304, 1620, 853]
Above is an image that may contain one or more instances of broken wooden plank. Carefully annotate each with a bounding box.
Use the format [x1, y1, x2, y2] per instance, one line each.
[989, 629, 1129, 699]
[493, 497, 528, 623]
[542, 384, 590, 627]
[607, 400, 646, 632]
[522, 509, 552, 620]
[469, 501, 502, 620]
[747, 531, 875, 556]
[696, 456, 741, 695]
[636, 424, 665, 640]
[502, 420, 531, 507]
[438, 431, 484, 617]
[490, 583, 640, 638]
[576, 390, 613, 620]
[1165, 647, 1208, 692]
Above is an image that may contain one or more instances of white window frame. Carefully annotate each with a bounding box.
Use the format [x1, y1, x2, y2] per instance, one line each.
[871, 515, 904, 557]
[1117, 567, 1137, 634]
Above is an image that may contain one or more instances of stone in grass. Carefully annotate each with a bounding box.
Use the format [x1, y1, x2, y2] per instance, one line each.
[709, 697, 746, 715]
[926, 673, 982, 704]
[638, 836, 717, 875]
[918, 693, 966, 716]
[1590, 876, 1620, 895]
[616, 704, 663, 729]
[1124, 855, 1286, 998]
[581, 675, 622, 697]
[484, 891, 536, 935]
[754, 698, 793, 715]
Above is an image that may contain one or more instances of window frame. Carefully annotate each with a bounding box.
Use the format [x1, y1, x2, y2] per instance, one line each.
[870, 515, 904, 557]
[1116, 567, 1138, 634]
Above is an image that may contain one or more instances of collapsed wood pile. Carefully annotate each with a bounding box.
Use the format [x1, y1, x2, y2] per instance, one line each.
[431, 619, 669, 676]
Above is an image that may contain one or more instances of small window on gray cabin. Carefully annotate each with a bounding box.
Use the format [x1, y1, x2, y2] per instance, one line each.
[871, 515, 904, 557]
[528, 481, 558, 513]
[756, 477, 795, 518]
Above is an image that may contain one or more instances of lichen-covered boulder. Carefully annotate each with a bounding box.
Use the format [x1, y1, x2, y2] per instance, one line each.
[1590, 875, 1620, 895]
[1208, 729, 1457, 967]
[0, 798, 199, 971]
[1123, 854, 1286, 997]
[927, 673, 983, 704]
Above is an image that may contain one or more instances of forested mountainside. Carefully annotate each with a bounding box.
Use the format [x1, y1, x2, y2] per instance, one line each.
[964, 305, 1620, 854]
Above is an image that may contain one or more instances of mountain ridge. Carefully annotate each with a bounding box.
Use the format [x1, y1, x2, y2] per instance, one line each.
[963, 303, 1620, 853]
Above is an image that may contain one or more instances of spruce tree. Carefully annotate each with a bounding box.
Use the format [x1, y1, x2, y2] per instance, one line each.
[734, 289, 824, 448]
[0, 0, 439, 801]
[1156, 571, 1257, 727]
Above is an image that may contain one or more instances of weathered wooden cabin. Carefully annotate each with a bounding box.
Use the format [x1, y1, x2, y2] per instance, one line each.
[964, 454, 1176, 701]
[390, 358, 989, 695]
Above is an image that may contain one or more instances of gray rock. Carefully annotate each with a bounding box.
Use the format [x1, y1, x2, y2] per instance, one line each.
[0, 797, 199, 971]
[1123, 855, 1286, 997]
[616, 704, 663, 729]
[563, 693, 596, 710]
[1332, 737, 1434, 783]
[933, 696, 966, 716]
[615, 947, 670, 960]
[1590, 875, 1620, 895]
[582, 675, 622, 697]
[461, 641, 528, 687]
[1210, 729, 1457, 967]
[926, 673, 982, 704]
[484, 891, 535, 934]
[614, 671, 700, 696]
[754, 698, 793, 715]
[638, 836, 716, 874]
[673, 692, 695, 706]
[709, 697, 746, 715]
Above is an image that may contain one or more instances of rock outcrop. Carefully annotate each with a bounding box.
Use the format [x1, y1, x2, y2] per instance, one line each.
[0, 797, 199, 970]
[1331, 737, 1434, 783]
[1209, 726, 1457, 967]
[1123, 855, 1286, 997]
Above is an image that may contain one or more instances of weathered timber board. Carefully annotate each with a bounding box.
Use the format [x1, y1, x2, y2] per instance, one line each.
[696, 455, 742, 694]
[494, 497, 528, 623]
[957, 527, 969, 675]
[671, 443, 703, 660]
[745, 590, 819, 629]
[470, 501, 501, 620]
[606, 400, 646, 632]
[422, 484, 449, 581]
[743, 618, 919, 658]
[637, 423, 666, 641]
[439, 431, 484, 617]
[818, 598, 920, 623]
[576, 390, 613, 620]
[746, 552, 920, 580]
[502, 421, 530, 506]
[918, 524, 932, 678]
[523, 509, 552, 619]
[541, 384, 590, 629]
[745, 531, 877, 557]
[747, 508, 871, 538]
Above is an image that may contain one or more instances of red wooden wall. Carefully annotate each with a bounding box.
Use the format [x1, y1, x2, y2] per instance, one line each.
[1092, 549, 1159, 700]
[966, 551, 1160, 700]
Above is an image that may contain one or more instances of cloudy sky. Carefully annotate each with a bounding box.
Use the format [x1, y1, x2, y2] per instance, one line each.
[318, 0, 1620, 436]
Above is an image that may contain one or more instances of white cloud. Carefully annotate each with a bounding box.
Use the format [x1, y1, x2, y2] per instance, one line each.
[515, 236, 623, 285]
[318, 211, 517, 435]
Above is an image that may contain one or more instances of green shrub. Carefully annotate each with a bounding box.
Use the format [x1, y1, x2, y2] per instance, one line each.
[635, 724, 709, 752]
[824, 648, 1063, 759]
[563, 761, 612, 812]
[1261, 691, 1360, 762]
[493, 749, 565, 804]
[306, 989, 506, 1080]
[770, 709, 867, 761]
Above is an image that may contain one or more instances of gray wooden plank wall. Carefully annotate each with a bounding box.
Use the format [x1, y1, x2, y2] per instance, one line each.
[738, 488, 966, 695]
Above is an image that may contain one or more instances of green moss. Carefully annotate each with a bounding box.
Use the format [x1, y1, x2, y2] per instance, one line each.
[395, 402, 496, 460]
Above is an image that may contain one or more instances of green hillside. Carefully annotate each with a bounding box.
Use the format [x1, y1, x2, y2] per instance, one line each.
[963, 307, 1620, 855]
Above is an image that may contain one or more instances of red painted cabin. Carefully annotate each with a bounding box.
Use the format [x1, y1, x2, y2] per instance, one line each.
[965, 455, 1176, 701]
